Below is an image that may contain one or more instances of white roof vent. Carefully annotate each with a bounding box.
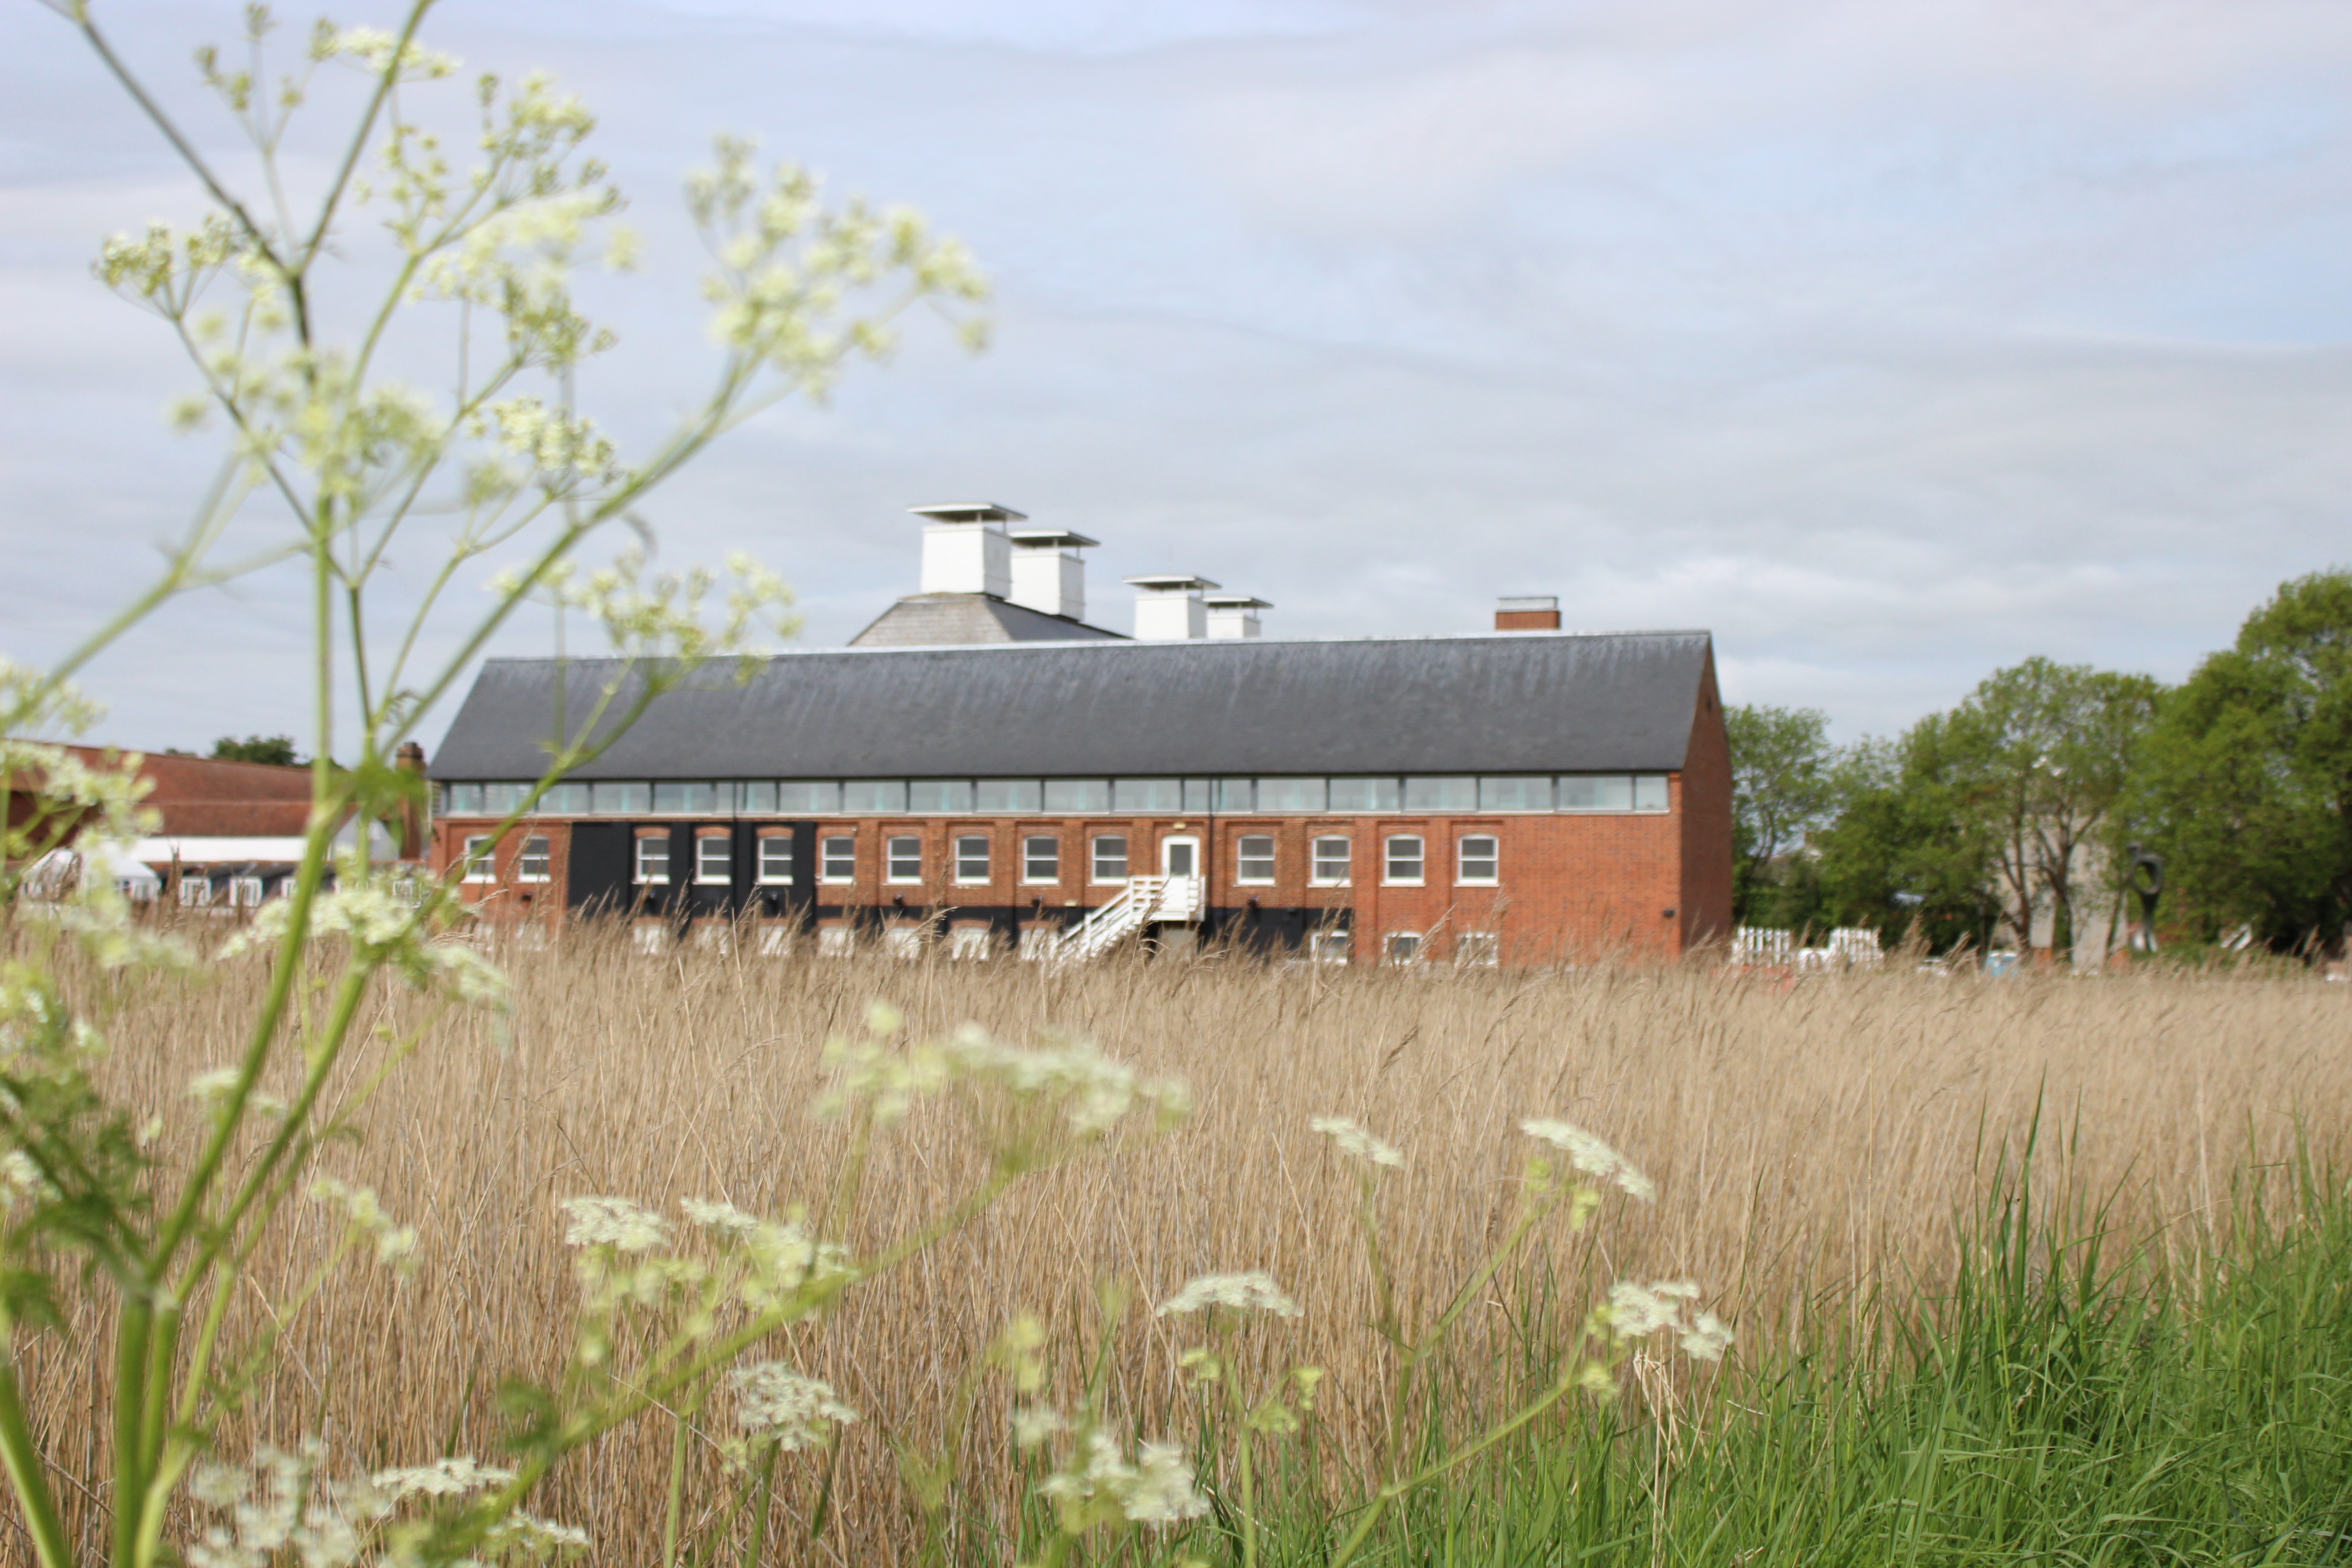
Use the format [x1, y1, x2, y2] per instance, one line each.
[1124, 573, 1220, 640]
[1202, 592, 1270, 640]
[911, 502, 1024, 598]
[1007, 527, 1098, 621]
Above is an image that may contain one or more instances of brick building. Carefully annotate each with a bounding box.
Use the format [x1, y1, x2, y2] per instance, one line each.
[428, 508, 1731, 964]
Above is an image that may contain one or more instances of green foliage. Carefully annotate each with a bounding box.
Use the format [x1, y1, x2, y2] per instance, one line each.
[1725, 704, 1838, 927]
[1811, 726, 2003, 953]
[1239, 1154, 2352, 1567]
[2130, 569, 2352, 952]
[209, 735, 302, 766]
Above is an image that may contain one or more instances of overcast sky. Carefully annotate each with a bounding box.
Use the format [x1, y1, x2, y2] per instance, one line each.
[5, 0, 2351, 756]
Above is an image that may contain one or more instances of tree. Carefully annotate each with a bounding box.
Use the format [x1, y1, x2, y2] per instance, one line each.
[209, 733, 301, 766]
[1812, 724, 2003, 953]
[1725, 703, 1838, 927]
[1937, 658, 2161, 954]
[2130, 570, 2352, 952]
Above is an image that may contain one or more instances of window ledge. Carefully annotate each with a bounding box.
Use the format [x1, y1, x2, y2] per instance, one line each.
[1382, 878, 1425, 888]
[1455, 878, 1500, 888]
[1308, 878, 1352, 888]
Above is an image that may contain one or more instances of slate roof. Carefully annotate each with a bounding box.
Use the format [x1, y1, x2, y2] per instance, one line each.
[848, 593, 1124, 647]
[430, 630, 1715, 781]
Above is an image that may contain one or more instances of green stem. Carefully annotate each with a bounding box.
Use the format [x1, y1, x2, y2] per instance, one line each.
[0, 1333, 73, 1568]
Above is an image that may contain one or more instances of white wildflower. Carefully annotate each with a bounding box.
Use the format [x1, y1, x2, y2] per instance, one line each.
[368, 1455, 515, 1499]
[1156, 1270, 1302, 1319]
[1309, 1114, 1404, 1169]
[1681, 1310, 1734, 1363]
[681, 1196, 761, 1235]
[559, 1196, 670, 1252]
[311, 1177, 420, 1274]
[1519, 1118, 1658, 1202]
[1011, 1406, 1069, 1450]
[0, 1149, 57, 1210]
[1603, 1280, 1733, 1362]
[1125, 1441, 1212, 1525]
[730, 1362, 858, 1450]
[1038, 1429, 1209, 1528]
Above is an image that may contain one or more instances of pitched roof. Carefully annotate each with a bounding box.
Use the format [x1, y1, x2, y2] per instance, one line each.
[431, 630, 1714, 781]
[848, 593, 1124, 647]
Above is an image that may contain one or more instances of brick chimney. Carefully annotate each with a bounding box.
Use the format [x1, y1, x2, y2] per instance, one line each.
[1495, 595, 1561, 631]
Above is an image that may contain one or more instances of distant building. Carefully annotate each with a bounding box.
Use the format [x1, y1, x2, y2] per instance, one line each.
[429, 506, 1733, 964]
[10, 746, 407, 909]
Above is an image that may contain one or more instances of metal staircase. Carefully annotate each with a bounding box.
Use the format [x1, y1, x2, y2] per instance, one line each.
[1048, 875, 1202, 963]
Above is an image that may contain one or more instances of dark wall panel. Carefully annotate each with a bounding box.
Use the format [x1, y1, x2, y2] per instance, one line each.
[566, 823, 633, 915]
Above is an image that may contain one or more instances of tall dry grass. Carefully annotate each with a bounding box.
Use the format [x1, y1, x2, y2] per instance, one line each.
[18, 931, 2351, 1562]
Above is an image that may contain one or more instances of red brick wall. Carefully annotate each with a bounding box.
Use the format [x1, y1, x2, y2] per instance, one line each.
[1676, 649, 1735, 950]
[434, 808, 1694, 960]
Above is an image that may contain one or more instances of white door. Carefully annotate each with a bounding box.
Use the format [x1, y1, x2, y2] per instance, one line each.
[1159, 836, 1199, 879]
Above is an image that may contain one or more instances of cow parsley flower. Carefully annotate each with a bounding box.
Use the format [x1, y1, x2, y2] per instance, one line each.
[1156, 1270, 1302, 1318]
[1602, 1280, 1734, 1362]
[558, 1196, 669, 1252]
[1309, 1115, 1404, 1169]
[369, 1456, 516, 1499]
[1038, 1430, 1210, 1527]
[311, 1177, 419, 1274]
[1681, 1311, 1734, 1363]
[1011, 1406, 1069, 1450]
[730, 1362, 858, 1450]
[1519, 1118, 1657, 1202]
[681, 1196, 761, 1236]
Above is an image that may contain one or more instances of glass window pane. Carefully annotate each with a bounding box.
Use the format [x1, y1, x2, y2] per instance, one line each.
[1181, 779, 1212, 812]
[1090, 834, 1128, 881]
[1236, 834, 1276, 882]
[1558, 774, 1634, 812]
[1254, 778, 1326, 813]
[1211, 778, 1253, 812]
[776, 781, 840, 814]
[976, 779, 1043, 813]
[591, 781, 650, 815]
[539, 782, 590, 814]
[634, 836, 670, 883]
[1633, 774, 1670, 812]
[1043, 779, 1110, 813]
[910, 780, 975, 813]
[739, 781, 778, 814]
[482, 782, 530, 815]
[1311, 836, 1351, 882]
[1112, 778, 1182, 813]
[844, 780, 908, 814]
[954, 834, 990, 879]
[1457, 835, 1499, 883]
[1024, 834, 1061, 881]
[886, 836, 921, 879]
[443, 782, 484, 815]
[653, 781, 717, 814]
[1384, 835, 1424, 882]
[758, 837, 794, 882]
[697, 834, 732, 882]
[821, 836, 856, 879]
[1403, 777, 1477, 812]
[519, 836, 550, 879]
[1327, 777, 1400, 813]
[1478, 777, 1548, 812]
[1386, 932, 1421, 963]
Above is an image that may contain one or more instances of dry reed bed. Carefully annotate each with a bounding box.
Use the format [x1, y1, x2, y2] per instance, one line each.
[23, 936, 2352, 1561]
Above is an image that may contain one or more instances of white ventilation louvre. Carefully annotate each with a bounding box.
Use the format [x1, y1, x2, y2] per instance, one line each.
[1007, 528, 1096, 621]
[1203, 592, 1270, 639]
[911, 502, 1024, 598]
[1124, 574, 1219, 640]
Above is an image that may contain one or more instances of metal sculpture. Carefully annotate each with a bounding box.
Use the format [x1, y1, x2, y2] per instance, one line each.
[2125, 843, 2163, 953]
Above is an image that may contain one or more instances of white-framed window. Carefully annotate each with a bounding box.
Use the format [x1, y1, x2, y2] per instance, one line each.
[1455, 931, 1499, 967]
[1383, 835, 1424, 886]
[954, 834, 991, 884]
[176, 874, 211, 908]
[1235, 834, 1276, 885]
[1307, 930, 1351, 965]
[886, 836, 922, 884]
[820, 835, 856, 883]
[517, 835, 552, 882]
[1018, 925, 1057, 961]
[756, 924, 794, 957]
[632, 921, 667, 955]
[696, 833, 731, 885]
[947, 925, 991, 960]
[817, 924, 854, 957]
[462, 835, 495, 883]
[1456, 834, 1499, 886]
[634, 834, 670, 885]
[1384, 931, 1422, 964]
[1023, 834, 1060, 883]
[1309, 835, 1351, 886]
[882, 922, 925, 958]
[757, 835, 794, 884]
[229, 876, 265, 908]
[1089, 833, 1128, 884]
